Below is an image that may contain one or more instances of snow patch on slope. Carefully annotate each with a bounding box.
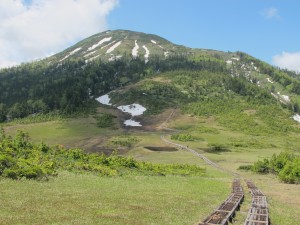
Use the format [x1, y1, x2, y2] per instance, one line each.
[143, 45, 150, 63]
[124, 119, 142, 127]
[277, 92, 290, 102]
[85, 54, 100, 63]
[96, 94, 112, 106]
[109, 55, 122, 62]
[106, 41, 122, 54]
[117, 104, 146, 116]
[87, 37, 112, 51]
[151, 40, 157, 44]
[59, 47, 82, 62]
[266, 78, 274, 84]
[132, 40, 139, 58]
[293, 114, 300, 123]
[84, 51, 96, 58]
[101, 40, 116, 49]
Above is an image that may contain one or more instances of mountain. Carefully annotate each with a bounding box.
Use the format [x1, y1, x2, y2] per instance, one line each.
[0, 29, 300, 124]
[48, 29, 188, 64]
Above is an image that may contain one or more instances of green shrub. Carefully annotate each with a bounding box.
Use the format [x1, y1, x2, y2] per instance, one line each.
[0, 131, 205, 180]
[171, 133, 195, 142]
[251, 152, 300, 184]
[278, 158, 300, 184]
[95, 113, 116, 128]
[109, 136, 139, 147]
[252, 159, 270, 174]
[237, 165, 253, 171]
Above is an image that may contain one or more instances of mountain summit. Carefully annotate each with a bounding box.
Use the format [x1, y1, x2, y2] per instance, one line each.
[50, 30, 188, 64]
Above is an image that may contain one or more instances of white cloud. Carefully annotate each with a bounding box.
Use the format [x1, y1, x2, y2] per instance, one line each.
[273, 52, 300, 73]
[261, 7, 280, 19]
[0, 0, 118, 68]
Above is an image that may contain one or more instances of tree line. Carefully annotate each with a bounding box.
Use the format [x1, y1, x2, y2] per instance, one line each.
[0, 54, 228, 122]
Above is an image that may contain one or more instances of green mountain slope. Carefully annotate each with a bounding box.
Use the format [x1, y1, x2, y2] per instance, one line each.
[0, 29, 300, 124]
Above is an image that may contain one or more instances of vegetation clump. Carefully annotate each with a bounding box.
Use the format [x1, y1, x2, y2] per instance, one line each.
[0, 130, 205, 180]
[95, 113, 116, 128]
[171, 133, 196, 142]
[242, 152, 300, 184]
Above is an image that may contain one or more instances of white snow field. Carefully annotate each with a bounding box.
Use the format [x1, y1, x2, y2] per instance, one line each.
[124, 119, 142, 127]
[151, 40, 157, 44]
[277, 92, 290, 102]
[132, 40, 139, 58]
[117, 104, 146, 116]
[266, 78, 274, 83]
[108, 55, 122, 62]
[85, 54, 100, 63]
[84, 51, 96, 58]
[96, 94, 112, 106]
[281, 95, 290, 102]
[101, 40, 117, 49]
[118, 103, 146, 127]
[60, 47, 82, 62]
[293, 114, 300, 123]
[142, 45, 150, 63]
[106, 41, 122, 54]
[96, 96, 147, 127]
[87, 37, 112, 51]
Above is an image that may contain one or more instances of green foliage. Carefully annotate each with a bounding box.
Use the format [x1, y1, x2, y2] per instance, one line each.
[252, 159, 270, 174]
[197, 126, 220, 134]
[110, 79, 187, 115]
[237, 165, 253, 171]
[278, 158, 300, 184]
[0, 130, 205, 180]
[94, 113, 116, 128]
[5, 112, 64, 125]
[109, 135, 139, 147]
[171, 133, 196, 142]
[0, 54, 228, 121]
[251, 152, 300, 184]
[184, 95, 300, 136]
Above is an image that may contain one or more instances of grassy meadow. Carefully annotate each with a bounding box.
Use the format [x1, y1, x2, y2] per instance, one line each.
[0, 172, 229, 225]
[1, 104, 300, 224]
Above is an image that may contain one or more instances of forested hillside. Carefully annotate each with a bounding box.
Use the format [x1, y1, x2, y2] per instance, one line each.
[1, 30, 300, 123]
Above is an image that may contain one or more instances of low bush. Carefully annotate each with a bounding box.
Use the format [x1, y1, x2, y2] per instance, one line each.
[237, 165, 253, 171]
[0, 130, 205, 180]
[95, 113, 116, 128]
[251, 152, 300, 184]
[171, 133, 196, 142]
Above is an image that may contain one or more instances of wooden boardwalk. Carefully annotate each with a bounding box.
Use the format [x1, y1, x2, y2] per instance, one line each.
[244, 180, 269, 225]
[159, 110, 270, 225]
[199, 179, 244, 225]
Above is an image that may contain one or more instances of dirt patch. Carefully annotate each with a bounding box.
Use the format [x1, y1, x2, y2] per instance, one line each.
[144, 146, 178, 152]
[86, 146, 130, 155]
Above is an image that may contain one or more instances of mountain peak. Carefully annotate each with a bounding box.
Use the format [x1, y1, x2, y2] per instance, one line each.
[50, 30, 184, 64]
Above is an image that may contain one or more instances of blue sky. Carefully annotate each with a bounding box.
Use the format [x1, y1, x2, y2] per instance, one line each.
[1, 0, 299, 71]
[108, 0, 299, 68]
